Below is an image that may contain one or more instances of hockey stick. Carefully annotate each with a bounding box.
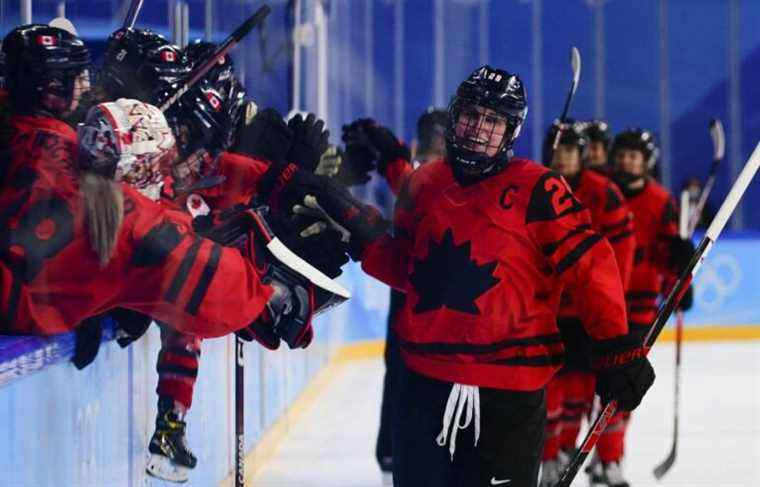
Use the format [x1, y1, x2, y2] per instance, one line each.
[687, 119, 726, 236]
[122, 0, 144, 29]
[235, 336, 245, 487]
[159, 4, 272, 112]
[552, 46, 582, 150]
[650, 190, 690, 479]
[653, 119, 726, 479]
[555, 141, 760, 487]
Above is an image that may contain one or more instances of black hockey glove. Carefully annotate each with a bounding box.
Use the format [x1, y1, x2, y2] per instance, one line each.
[71, 314, 105, 370]
[237, 264, 315, 350]
[592, 334, 655, 412]
[237, 319, 282, 350]
[677, 284, 694, 312]
[287, 113, 330, 173]
[270, 211, 350, 279]
[668, 236, 695, 274]
[233, 107, 294, 164]
[363, 123, 411, 176]
[111, 307, 153, 348]
[337, 119, 379, 186]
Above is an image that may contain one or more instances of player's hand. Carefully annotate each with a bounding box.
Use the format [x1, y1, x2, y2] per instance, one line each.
[363, 124, 411, 176]
[592, 335, 655, 411]
[237, 317, 281, 350]
[233, 107, 293, 164]
[72, 314, 105, 370]
[668, 236, 695, 274]
[111, 307, 153, 348]
[338, 119, 379, 186]
[677, 284, 694, 312]
[287, 113, 329, 173]
[315, 145, 343, 178]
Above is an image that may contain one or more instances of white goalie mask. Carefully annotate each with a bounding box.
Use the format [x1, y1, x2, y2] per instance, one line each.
[79, 98, 176, 201]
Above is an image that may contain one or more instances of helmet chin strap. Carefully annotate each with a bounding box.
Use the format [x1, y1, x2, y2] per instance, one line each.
[613, 170, 647, 196]
[448, 147, 513, 186]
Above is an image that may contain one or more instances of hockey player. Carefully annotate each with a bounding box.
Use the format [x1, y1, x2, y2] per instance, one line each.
[584, 120, 613, 175]
[0, 24, 343, 344]
[586, 129, 693, 487]
[538, 121, 635, 487]
[311, 66, 654, 487]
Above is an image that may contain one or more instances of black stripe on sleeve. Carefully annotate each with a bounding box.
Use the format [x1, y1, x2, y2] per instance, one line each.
[555, 234, 603, 274]
[608, 230, 634, 243]
[165, 237, 203, 304]
[541, 224, 593, 257]
[185, 243, 223, 316]
[157, 363, 199, 378]
[398, 333, 562, 355]
[601, 217, 631, 233]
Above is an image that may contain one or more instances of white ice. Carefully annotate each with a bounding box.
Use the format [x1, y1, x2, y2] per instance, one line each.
[253, 341, 760, 486]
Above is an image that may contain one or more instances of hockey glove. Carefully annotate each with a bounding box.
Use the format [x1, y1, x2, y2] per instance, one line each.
[677, 284, 694, 312]
[72, 314, 105, 370]
[233, 107, 293, 164]
[315, 145, 343, 178]
[338, 119, 379, 186]
[237, 264, 315, 350]
[287, 113, 330, 173]
[363, 123, 411, 177]
[111, 307, 153, 348]
[668, 236, 695, 274]
[592, 334, 655, 411]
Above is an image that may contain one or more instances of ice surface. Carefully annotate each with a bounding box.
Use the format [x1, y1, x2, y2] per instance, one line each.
[253, 341, 760, 486]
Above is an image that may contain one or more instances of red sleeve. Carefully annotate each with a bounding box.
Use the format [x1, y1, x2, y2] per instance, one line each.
[201, 152, 270, 208]
[121, 189, 273, 338]
[526, 172, 628, 340]
[361, 174, 416, 289]
[383, 157, 414, 196]
[657, 195, 681, 291]
[598, 182, 636, 290]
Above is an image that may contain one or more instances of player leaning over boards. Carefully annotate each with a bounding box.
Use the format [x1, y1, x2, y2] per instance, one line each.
[313, 65, 655, 486]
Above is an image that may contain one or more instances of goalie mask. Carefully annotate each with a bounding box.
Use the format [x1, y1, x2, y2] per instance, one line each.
[79, 98, 176, 201]
[446, 65, 528, 185]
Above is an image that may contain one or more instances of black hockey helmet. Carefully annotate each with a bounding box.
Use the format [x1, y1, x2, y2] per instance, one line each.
[610, 128, 658, 170]
[541, 118, 588, 165]
[2, 24, 90, 111]
[446, 65, 528, 184]
[584, 119, 612, 149]
[167, 77, 246, 159]
[184, 40, 236, 90]
[100, 28, 190, 105]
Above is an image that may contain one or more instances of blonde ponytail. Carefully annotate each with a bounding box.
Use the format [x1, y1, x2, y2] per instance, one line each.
[79, 172, 124, 267]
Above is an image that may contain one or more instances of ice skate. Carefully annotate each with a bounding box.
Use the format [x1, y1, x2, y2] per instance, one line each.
[145, 401, 197, 483]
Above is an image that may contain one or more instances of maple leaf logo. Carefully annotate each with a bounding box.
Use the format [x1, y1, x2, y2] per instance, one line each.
[409, 229, 500, 314]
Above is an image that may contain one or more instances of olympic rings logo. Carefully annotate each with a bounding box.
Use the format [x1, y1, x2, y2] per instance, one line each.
[694, 253, 742, 311]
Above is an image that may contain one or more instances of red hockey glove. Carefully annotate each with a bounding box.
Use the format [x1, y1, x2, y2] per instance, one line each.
[592, 335, 655, 411]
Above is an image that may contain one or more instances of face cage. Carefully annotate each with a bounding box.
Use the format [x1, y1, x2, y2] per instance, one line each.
[447, 101, 522, 165]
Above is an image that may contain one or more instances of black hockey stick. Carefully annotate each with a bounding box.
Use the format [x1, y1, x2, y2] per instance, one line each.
[552, 46, 582, 150]
[653, 118, 726, 480]
[687, 119, 726, 236]
[235, 336, 245, 487]
[122, 0, 144, 29]
[159, 4, 272, 112]
[555, 141, 760, 487]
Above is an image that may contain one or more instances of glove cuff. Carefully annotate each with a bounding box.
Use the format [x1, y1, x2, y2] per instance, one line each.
[259, 161, 299, 213]
[591, 334, 647, 370]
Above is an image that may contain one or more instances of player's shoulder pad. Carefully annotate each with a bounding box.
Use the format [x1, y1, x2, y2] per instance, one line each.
[520, 163, 584, 224]
[584, 169, 626, 211]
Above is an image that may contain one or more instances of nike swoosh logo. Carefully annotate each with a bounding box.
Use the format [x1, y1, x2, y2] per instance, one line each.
[490, 478, 511, 485]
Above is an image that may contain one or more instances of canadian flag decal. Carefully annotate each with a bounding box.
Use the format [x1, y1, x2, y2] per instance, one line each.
[206, 92, 222, 111]
[37, 35, 57, 46]
[161, 50, 177, 63]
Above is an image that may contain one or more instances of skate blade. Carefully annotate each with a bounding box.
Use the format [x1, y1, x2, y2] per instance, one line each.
[146, 454, 190, 483]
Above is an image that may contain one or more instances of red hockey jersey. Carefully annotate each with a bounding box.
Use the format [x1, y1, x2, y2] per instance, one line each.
[559, 169, 635, 319]
[362, 158, 628, 391]
[624, 179, 679, 330]
[0, 114, 272, 337]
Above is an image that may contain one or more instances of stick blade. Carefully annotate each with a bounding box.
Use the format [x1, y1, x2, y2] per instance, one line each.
[710, 118, 726, 161]
[570, 46, 581, 90]
[653, 447, 677, 480]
